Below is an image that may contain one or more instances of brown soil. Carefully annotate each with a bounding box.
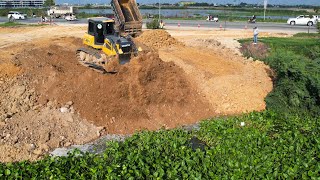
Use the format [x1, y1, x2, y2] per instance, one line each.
[158, 30, 273, 114]
[12, 37, 213, 134]
[0, 26, 278, 162]
[0, 107, 99, 162]
[136, 29, 184, 50]
[239, 42, 270, 60]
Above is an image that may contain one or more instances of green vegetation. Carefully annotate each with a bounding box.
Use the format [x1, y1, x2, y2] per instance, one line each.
[43, 0, 55, 7]
[0, 22, 46, 27]
[1, 112, 320, 178]
[240, 34, 320, 117]
[0, 8, 46, 17]
[146, 19, 160, 29]
[76, 12, 101, 19]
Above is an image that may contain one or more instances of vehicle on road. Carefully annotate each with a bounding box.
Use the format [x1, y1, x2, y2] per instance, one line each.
[206, 15, 218, 22]
[65, 13, 77, 21]
[48, 6, 76, 19]
[248, 15, 256, 23]
[7, 11, 26, 20]
[287, 15, 317, 26]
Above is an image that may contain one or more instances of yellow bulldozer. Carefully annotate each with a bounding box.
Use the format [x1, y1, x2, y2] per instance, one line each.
[76, 0, 143, 73]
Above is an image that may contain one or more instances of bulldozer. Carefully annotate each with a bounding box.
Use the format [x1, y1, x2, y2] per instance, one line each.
[76, 0, 143, 73]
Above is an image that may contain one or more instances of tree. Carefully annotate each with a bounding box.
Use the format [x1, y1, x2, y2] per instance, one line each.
[44, 0, 55, 7]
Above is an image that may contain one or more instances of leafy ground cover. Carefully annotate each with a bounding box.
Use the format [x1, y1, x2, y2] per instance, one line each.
[1, 32, 320, 179]
[1, 112, 319, 179]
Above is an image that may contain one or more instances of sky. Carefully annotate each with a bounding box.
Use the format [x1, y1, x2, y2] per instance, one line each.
[57, 0, 320, 6]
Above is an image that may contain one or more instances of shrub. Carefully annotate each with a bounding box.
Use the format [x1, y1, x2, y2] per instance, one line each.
[146, 19, 159, 29]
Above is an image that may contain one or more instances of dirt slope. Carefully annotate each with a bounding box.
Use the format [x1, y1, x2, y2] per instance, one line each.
[137, 30, 273, 114]
[12, 37, 214, 134]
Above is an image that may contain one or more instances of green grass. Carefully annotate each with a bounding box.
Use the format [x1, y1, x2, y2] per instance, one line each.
[0, 22, 24, 27]
[293, 33, 320, 38]
[0, 22, 47, 27]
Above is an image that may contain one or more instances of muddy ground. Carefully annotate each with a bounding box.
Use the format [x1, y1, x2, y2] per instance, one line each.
[0, 25, 282, 162]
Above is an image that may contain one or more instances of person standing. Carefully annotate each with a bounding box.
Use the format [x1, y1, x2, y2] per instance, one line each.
[159, 20, 165, 29]
[253, 27, 259, 44]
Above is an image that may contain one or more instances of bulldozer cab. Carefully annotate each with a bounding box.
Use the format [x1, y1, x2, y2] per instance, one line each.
[88, 18, 115, 45]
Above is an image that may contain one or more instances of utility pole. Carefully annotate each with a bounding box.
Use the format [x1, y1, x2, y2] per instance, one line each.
[158, 0, 161, 22]
[264, 0, 267, 20]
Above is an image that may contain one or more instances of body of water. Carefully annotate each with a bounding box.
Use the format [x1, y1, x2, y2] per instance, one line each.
[78, 9, 292, 20]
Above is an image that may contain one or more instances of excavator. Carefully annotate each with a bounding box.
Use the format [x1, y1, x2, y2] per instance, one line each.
[76, 0, 143, 73]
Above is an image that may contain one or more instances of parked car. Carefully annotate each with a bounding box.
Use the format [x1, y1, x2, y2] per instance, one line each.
[7, 11, 26, 20]
[287, 15, 317, 26]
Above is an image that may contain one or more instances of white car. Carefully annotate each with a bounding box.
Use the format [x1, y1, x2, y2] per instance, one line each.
[65, 14, 77, 21]
[287, 15, 317, 26]
[7, 11, 26, 20]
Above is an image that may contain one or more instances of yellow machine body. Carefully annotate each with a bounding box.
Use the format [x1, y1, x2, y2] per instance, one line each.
[77, 17, 139, 73]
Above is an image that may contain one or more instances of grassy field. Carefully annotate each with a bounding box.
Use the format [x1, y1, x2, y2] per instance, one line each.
[0, 22, 46, 27]
[1, 33, 320, 178]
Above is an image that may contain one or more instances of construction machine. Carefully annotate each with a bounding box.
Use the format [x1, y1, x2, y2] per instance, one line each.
[76, 0, 143, 73]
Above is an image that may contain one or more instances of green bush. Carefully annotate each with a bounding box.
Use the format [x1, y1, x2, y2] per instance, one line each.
[317, 22, 320, 34]
[146, 19, 159, 29]
[240, 36, 320, 117]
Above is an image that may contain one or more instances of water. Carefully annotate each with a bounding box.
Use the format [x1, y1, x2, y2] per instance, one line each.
[79, 9, 244, 18]
[78, 9, 292, 20]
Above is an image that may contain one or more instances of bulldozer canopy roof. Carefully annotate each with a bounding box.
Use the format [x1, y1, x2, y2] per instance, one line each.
[88, 17, 114, 23]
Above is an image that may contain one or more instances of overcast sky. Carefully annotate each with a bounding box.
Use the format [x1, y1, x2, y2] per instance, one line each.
[57, 0, 320, 6]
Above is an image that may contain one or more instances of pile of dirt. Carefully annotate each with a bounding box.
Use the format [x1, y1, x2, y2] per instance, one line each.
[136, 30, 184, 50]
[0, 77, 37, 121]
[239, 42, 269, 60]
[0, 105, 99, 162]
[13, 37, 213, 134]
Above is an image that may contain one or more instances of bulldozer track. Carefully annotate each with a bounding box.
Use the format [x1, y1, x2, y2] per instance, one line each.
[76, 48, 107, 74]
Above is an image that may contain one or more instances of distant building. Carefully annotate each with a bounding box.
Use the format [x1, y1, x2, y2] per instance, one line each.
[178, 1, 196, 6]
[0, 0, 45, 8]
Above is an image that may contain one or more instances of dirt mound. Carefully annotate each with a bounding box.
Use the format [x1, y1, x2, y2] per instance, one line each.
[0, 107, 99, 162]
[13, 37, 213, 134]
[136, 30, 183, 50]
[0, 77, 37, 121]
[239, 42, 269, 60]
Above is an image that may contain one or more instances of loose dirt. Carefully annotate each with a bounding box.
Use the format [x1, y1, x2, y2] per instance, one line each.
[14, 37, 213, 134]
[0, 25, 282, 162]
